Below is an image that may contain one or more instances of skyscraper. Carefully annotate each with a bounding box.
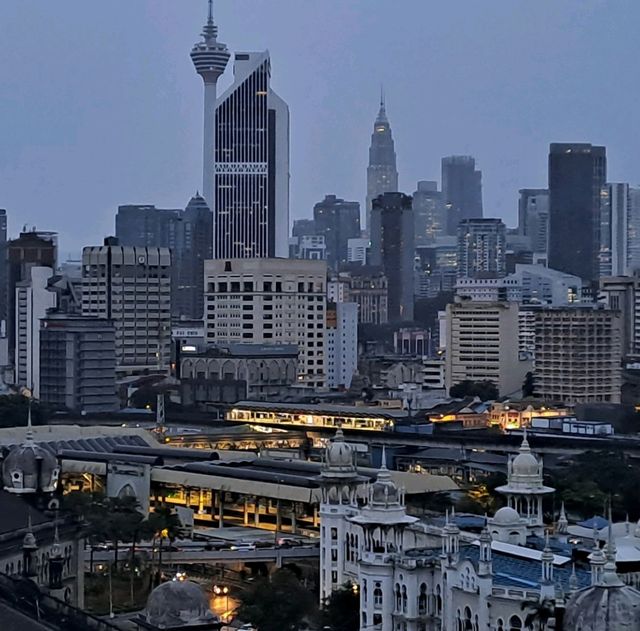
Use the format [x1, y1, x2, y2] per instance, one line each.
[457, 218, 507, 279]
[366, 95, 398, 234]
[442, 156, 483, 234]
[213, 51, 290, 259]
[370, 192, 414, 322]
[518, 189, 549, 257]
[313, 195, 361, 270]
[116, 194, 213, 319]
[548, 143, 606, 282]
[412, 181, 445, 246]
[0, 210, 7, 329]
[191, 0, 230, 209]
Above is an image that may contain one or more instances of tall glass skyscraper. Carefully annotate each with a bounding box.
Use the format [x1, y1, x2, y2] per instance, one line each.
[366, 96, 398, 235]
[213, 51, 290, 259]
[442, 155, 483, 234]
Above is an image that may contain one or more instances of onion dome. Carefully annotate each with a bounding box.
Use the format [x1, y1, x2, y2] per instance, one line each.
[511, 430, 541, 478]
[144, 580, 219, 629]
[324, 428, 356, 474]
[2, 406, 60, 494]
[492, 506, 521, 525]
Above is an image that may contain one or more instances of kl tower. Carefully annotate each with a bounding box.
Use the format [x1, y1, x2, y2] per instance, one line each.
[190, 0, 230, 212]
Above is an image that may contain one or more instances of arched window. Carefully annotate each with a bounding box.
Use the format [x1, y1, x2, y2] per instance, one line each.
[497, 619, 504, 631]
[402, 585, 408, 613]
[464, 607, 473, 630]
[374, 584, 383, 608]
[395, 583, 402, 611]
[509, 615, 522, 631]
[418, 583, 427, 615]
[435, 584, 442, 615]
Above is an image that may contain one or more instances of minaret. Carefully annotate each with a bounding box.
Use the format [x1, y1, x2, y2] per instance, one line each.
[191, 0, 230, 211]
[366, 89, 398, 235]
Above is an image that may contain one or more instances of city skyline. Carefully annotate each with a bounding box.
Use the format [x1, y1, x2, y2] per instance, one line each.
[1, 1, 639, 256]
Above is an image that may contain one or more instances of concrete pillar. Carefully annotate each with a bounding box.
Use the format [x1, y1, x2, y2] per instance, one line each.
[276, 500, 282, 536]
[313, 506, 319, 528]
[198, 488, 204, 515]
[218, 491, 224, 528]
[291, 504, 297, 534]
[254, 497, 260, 526]
[243, 498, 249, 526]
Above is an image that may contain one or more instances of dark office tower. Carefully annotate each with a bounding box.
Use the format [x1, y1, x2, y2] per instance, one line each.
[6, 232, 57, 366]
[366, 95, 398, 235]
[0, 210, 7, 328]
[548, 143, 606, 282]
[457, 218, 507, 279]
[116, 194, 213, 319]
[518, 189, 549, 257]
[214, 51, 289, 259]
[370, 193, 414, 322]
[292, 219, 316, 238]
[412, 181, 445, 246]
[313, 195, 361, 270]
[442, 155, 483, 234]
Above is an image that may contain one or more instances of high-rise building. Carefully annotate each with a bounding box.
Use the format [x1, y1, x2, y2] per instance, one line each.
[347, 238, 369, 265]
[191, 0, 230, 209]
[292, 219, 316, 238]
[457, 218, 506, 279]
[204, 258, 327, 389]
[6, 232, 56, 371]
[534, 306, 622, 403]
[548, 143, 606, 282]
[412, 181, 445, 246]
[40, 313, 118, 413]
[313, 195, 360, 270]
[442, 156, 483, 234]
[599, 275, 640, 360]
[629, 187, 640, 273]
[518, 189, 549, 257]
[444, 299, 529, 397]
[0, 210, 7, 329]
[366, 96, 398, 234]
[116, 194, 213, 319]
[326, 302, 358, 389]
[14, 267, 56, 397]
[288, 235, 326, 260]
[213, 51, 289, 259]
[340, 267, 388, 324]
[370, 193, 414, 322]
[81, 239, 172, 376]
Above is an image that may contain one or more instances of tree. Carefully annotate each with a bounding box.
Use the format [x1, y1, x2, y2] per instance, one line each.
[320, 582, 359, 631]
[521, 597, 555, 630]
[449, 380, 498, 402]
[146, 504, 182, 586]
[236, 569, 316, 631]
[522, 372, 535, 397]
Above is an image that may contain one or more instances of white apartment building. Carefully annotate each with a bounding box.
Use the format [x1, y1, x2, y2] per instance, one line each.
[81, 242, 172, 376]
[326, 302, 358, 389]
[204, 258, 327, 389]
[14, 266, 55, 397]
[534, 306, 622, 404]
[347, 238, 368, 265]
[445, 300, 530, 396]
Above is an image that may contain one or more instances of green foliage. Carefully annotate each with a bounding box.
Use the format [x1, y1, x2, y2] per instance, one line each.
[522, 372, 535, 398]
[449, 380, 498, 401]
[320, 582, 359, 631]
[236, 569, 316, 631]
[0, 395, 48, 428]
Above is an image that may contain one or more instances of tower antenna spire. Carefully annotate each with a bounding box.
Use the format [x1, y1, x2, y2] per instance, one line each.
[380, 84, 385, 110]
[208, 0, 213, 23]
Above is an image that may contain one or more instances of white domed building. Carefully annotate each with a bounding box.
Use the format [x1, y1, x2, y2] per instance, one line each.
[319, 429, 590, 631]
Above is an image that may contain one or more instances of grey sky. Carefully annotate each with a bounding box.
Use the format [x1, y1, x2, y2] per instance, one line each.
[1, 0, 638, 258]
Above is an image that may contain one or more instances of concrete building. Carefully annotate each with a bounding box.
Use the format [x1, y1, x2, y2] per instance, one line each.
[444, 300, 529, 396]
[456, 264, 583, 305]
[0, 209, 6, 331]
[345, 267, 389, 324]
[180, 343, 299, 403]
[326, 301, 358, 389]
[518, 189, 549, 257]
[292, 218, 316, 238]
[415, 237, 458, 299]
[548, 143, 606, 282]
[534, 306, 622, 403]
[190, 0, 230, 210]
[370, 192, 414, 322]
[116, 194, 212, 320]
[412, 180, 445, 246]
[39, 313, 118, 413]
[347, 238, 369, 265]
[14, 267, 56, 396]
[212, 51, 289, 259]
[288, 234, 326, 261]
[366, 95, 398, 234]
[599, 275, 640, 359]
[313, 195, 360, 270]
[204, 258, 326, 388]
[442, 155, 483, 234]
[393, 327, 433, 356]
[81, 240, 172, 376]
[457, 218, 506, 279]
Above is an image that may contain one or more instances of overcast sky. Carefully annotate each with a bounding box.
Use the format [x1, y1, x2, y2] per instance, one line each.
[1, 0, 638, 258]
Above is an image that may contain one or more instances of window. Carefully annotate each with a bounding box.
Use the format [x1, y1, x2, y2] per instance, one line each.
[418, 583, 427, 615]
[373, 584, 383, 607]
[509, 616, 522, 631]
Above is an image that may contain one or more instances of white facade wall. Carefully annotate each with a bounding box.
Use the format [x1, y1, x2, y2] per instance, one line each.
[347, 238, 368, 264]
[327, 302, 358, 389]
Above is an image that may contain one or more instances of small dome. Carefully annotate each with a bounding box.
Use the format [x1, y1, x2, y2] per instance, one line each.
[145, 580, 218, 629]
[564, 570, 640, 630]
[493, 506, 521, 525]
[2, 434, 60, 495]
[512, 452, 539, 476]
[325, 429, 355, 472]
